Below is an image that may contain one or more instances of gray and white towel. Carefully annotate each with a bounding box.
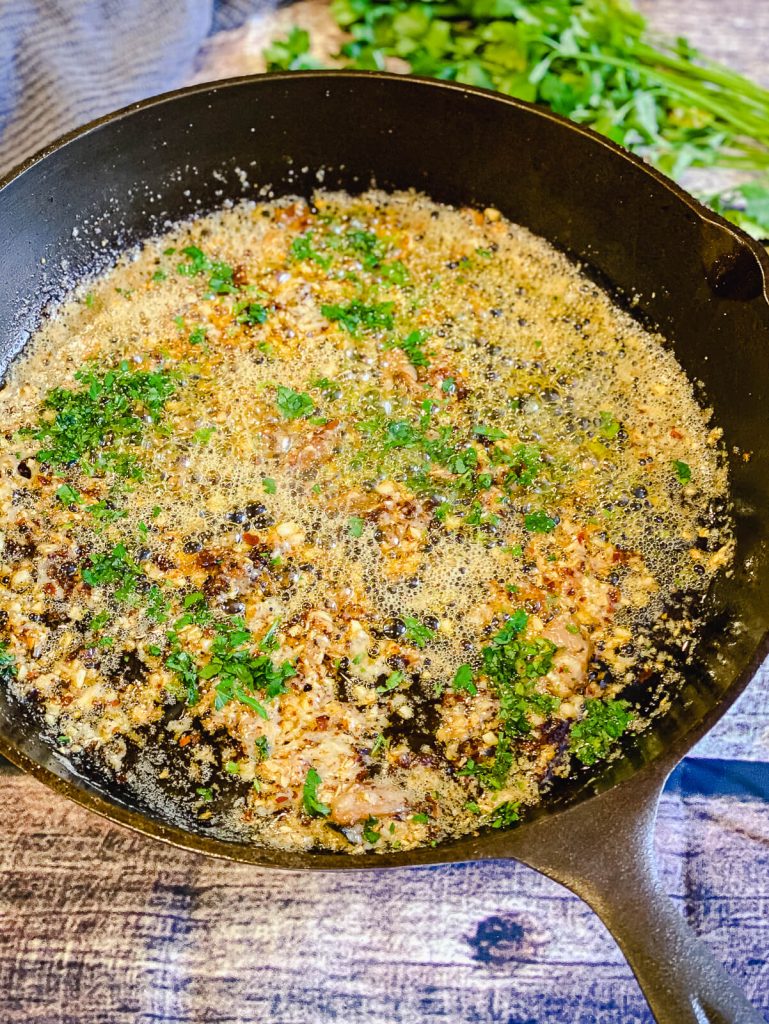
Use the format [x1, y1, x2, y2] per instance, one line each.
[0, 0, 266, 176]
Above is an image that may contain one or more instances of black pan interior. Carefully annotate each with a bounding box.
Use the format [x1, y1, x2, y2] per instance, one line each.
[1, 73, 768, 866]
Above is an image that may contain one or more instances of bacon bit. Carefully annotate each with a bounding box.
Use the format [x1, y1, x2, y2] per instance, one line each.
[670, 428, 684, 439]
[243, 532, 261, 547]
[179, 733, 196, 747]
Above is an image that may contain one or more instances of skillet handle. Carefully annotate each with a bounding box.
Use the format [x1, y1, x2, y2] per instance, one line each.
[505, 769, 765, 1024]
[578, 854, 765, 1024]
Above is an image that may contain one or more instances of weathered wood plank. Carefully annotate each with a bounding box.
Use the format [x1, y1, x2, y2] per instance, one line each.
[0, 773, 766, 1023]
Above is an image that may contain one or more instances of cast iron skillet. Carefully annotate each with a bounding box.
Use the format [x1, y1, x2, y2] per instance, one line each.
[0, 73, 767, 1024]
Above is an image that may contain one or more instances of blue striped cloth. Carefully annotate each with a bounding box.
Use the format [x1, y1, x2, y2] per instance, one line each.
[0, 0, 265, 176]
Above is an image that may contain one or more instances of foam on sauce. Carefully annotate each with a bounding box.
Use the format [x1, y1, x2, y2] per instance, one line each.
[0, 191, 732, 852]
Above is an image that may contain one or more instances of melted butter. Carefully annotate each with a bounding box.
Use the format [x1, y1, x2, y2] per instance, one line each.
[0, 191, 732, 853]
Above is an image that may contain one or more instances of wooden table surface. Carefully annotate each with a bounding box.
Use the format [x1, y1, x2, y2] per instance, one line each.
[2, 3, 768, 1023]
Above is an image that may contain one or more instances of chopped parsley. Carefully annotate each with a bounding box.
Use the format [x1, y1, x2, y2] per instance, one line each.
[192, 426, 216, 445]
[403, 616, 435, 648]
[321, 300, 395, 335]
[490, 801, 520, 829]
[56, 483, 81, 506]
[303, 767, 331, 817]
[460, 611, 559, 791]
[347, 515, 364, 538]
[29, 361, 178, 478]
[290, 232, 332, 269]
[177, 245, 237, 296]
[377, 670, 403, 694]
[276, 386, 314, 420]
[569, 698, 633, 765]
[202, 618, 296, 716]
[362, 816, 381, 843]
[86, 500, 127, 523]
[474, 424, 508, 440]
[673, 459, 692, 483]
[81, 543, 139, 602]
[166, 650, 201, 704]
[236, 302, 269, 326]
[89, 609, 111, 632]
[452, 663, 477, 696]
[371, 732, 387, 756]
[598, 411, 621, 440]
[262, 477, 277, 494]
[386, 329, 430, 368]
[0, 642, 17, 680]
[524, 510, 557, 533]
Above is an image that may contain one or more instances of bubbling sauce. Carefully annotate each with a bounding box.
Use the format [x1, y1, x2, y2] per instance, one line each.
[0, 191, 732, 852]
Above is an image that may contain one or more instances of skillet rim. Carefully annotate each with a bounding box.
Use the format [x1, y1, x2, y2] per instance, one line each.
[0, 69, 768, 870]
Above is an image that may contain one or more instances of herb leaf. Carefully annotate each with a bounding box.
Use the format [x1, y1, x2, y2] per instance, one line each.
[276, 386, 314, 420]
[673, 459, 692, 483]
[321, 300, 395, 335]
[452, 663, 477, 695]
[569, 698, 633, 765]
[303, 767, 331, 817]
[403, 616, 435, 648]
[30, 361, 178, 479]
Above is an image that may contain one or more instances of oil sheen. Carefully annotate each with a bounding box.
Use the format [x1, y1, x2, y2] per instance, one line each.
[0, 191, 732, 852]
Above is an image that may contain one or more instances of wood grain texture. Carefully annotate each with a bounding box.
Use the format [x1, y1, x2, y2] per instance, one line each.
[2, 2, 769, 1022]
[0, 771, 766, 1024]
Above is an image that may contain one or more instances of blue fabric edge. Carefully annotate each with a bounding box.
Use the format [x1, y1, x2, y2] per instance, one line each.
[666, 758, 769, 801]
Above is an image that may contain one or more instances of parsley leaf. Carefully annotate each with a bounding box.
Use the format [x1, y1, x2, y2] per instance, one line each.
[524, 510, 557, 533]
[303, 767, 331, 817]
[403, 616, 435, 648]
[599, 411, 621, 440]
[56, 483, 81, 507]
[348, 515, 365, 538]
[276, 386, 314, 420]
[569, 698, 633, 765]
[490, 801, 520, 829]
[452, 663, 477, 695]
[386, 329, 430, 368]
[321, 300, 395, 335]
[236, 302, 269, 326]
[673, 459, 692, 483]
